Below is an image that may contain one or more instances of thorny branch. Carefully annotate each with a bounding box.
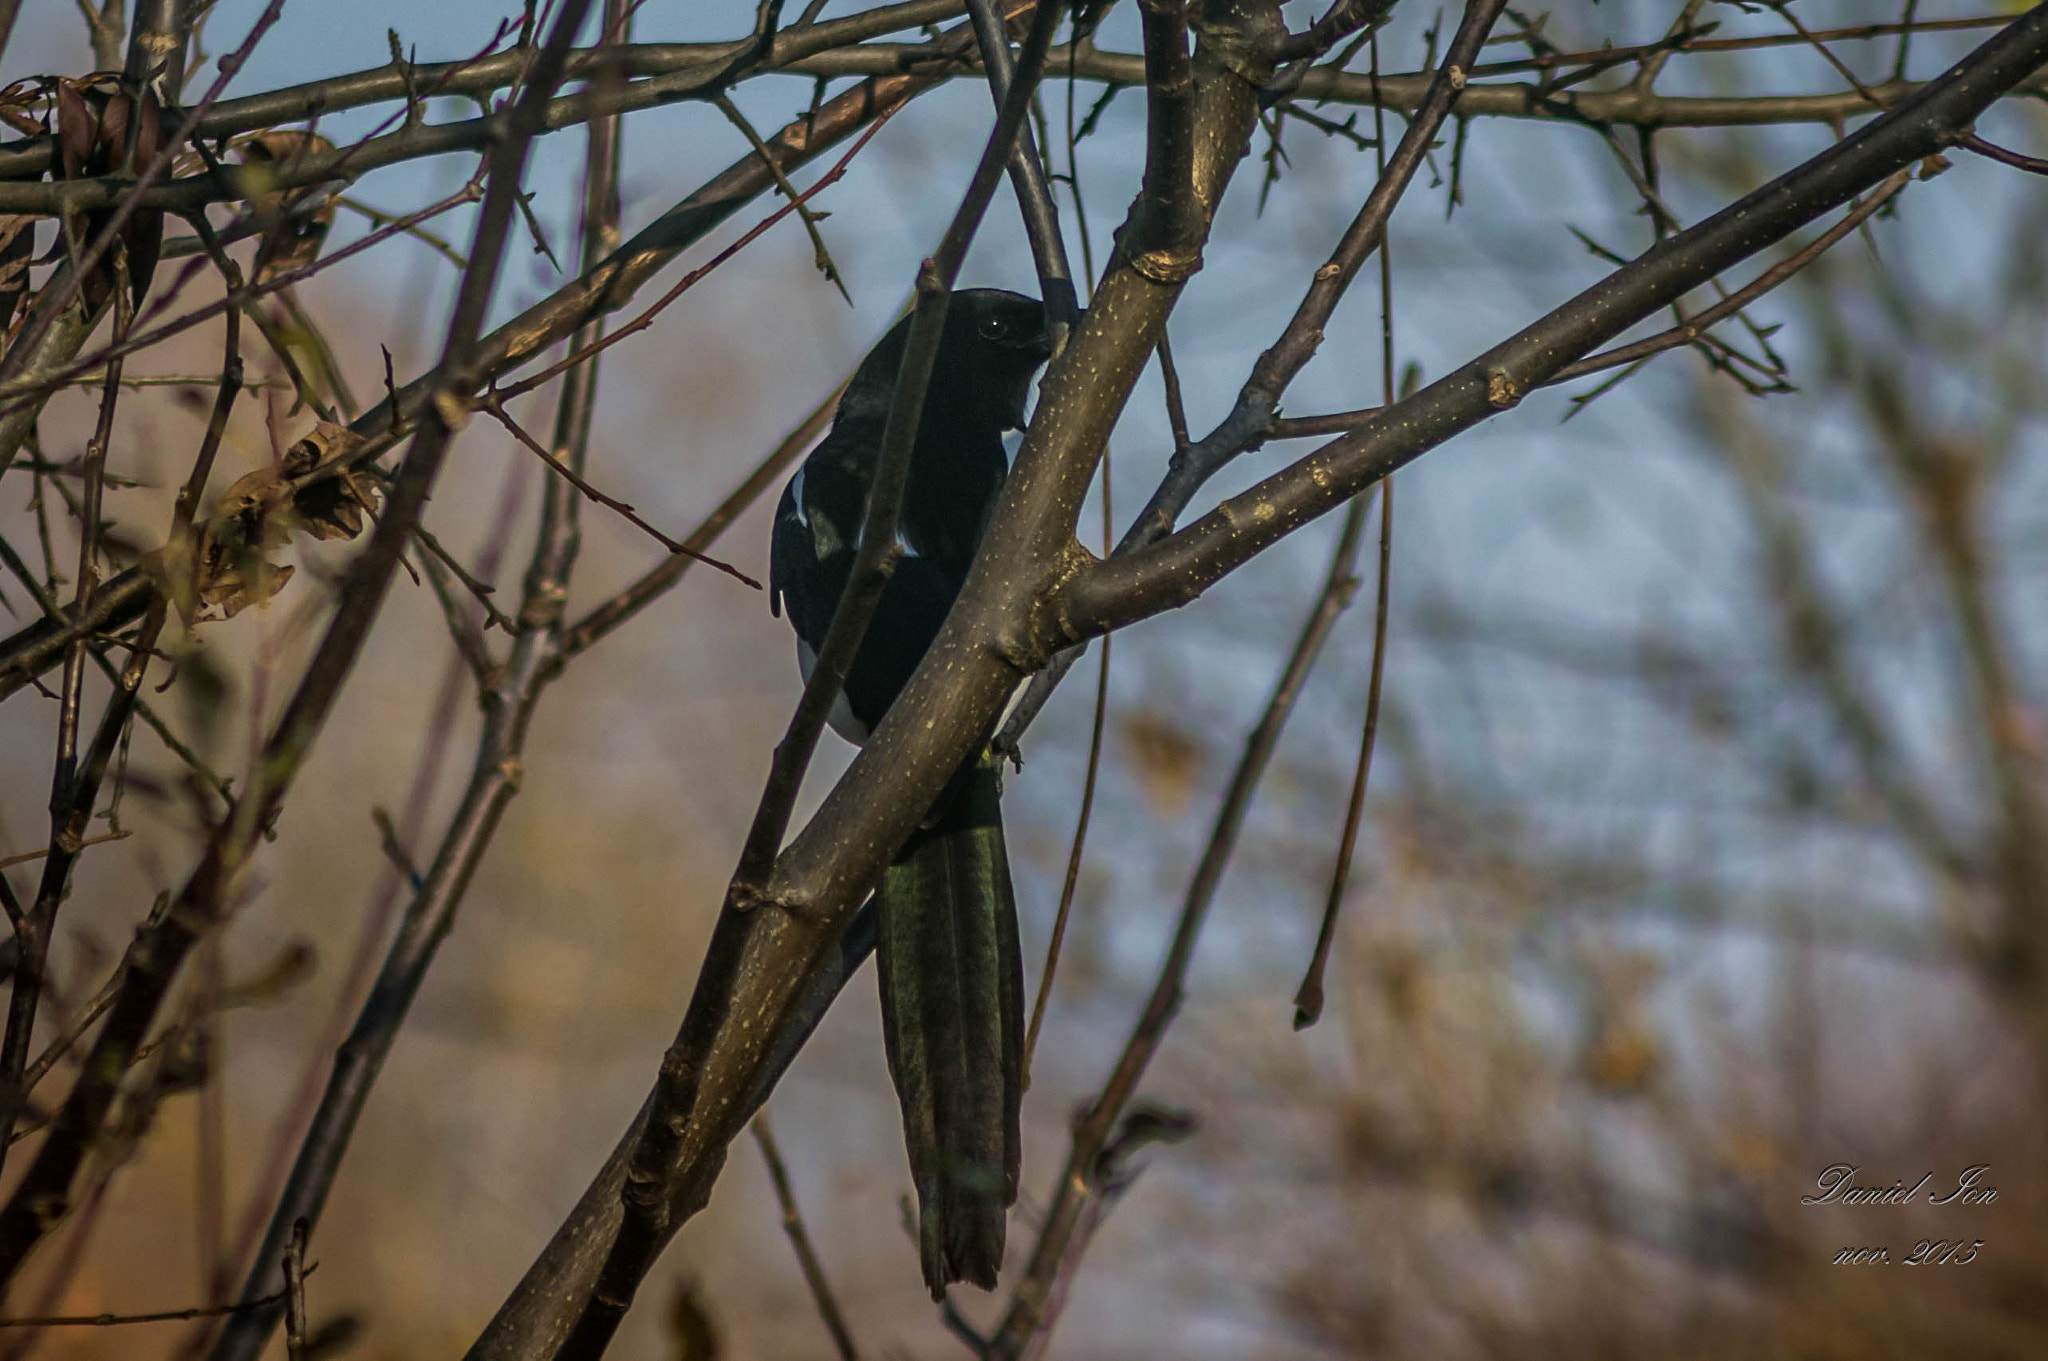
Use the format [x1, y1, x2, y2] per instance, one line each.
[0, 1, 1030, 702]
[0, 0, 601, 1283]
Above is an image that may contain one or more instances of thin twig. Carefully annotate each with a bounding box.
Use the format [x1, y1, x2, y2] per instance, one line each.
[492, 109, 898, 405]
[1024, 628, 1109, 1082]
[336, 195, 468, 265]
[282, 1220, 308, 1361]
[415, 548, 496, 684]
[479, 393, 759, 588]
[1295, 478, 1391, 1027]
[1548, 168, 1910, 386]
[560, 376, 841, 659]
[0, 832, 131, 871]
[0, 0, 601, 1286]
[713, 92, 851, 303]
[750, 1116, 860, 1361]
[963, 0, 1078, 331]
[0, 1282, 298, 1330]
[996, 0, 1508, 757]
[1155, 329, 1189, 451]
[0, 0, 287, 392]
[0, 17, 947, 706]
[1960, 133, 2048, 176]
[565, 4, 1066, 1356]
[1024, 393, 1116, 1082]
[0, 296, 132, 1167]
[726, 0, 1065, 903]
[1296, 30, 1397, 1030]
[989, 477, 1381, 1360]
[414, 524, 518, 635]
[201, 17, 628, 1357]
[1268, 403, 1383, 439]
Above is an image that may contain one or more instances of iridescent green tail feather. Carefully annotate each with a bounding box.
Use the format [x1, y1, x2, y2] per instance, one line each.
[874, 755, 1023, 1299]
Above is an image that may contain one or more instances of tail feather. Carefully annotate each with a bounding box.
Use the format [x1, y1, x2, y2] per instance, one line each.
[875, 756, 1022, 1299]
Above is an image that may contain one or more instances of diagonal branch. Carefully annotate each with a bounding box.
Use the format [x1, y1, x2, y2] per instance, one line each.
[463, 0, 1281, 1353]
[199, 21, 636, 1359]
[1058, 8, 2048, 641]
[1124, 0, 1507, 550]
[728, 0, 1065, 901]
[572, 4, 1066, 1354]
[996, 0, 1506, 754]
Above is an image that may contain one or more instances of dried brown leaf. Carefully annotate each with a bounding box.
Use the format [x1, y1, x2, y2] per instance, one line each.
[241, 131, 338, 284]
[0, 79, 43, 137]
[282, 421, 376, 541]
[143, 422, 377, 621]
[52, 79, 166, 311]
[55, 81, 94, 182]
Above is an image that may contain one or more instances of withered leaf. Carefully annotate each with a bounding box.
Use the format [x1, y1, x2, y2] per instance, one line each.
[144, 422, 376, 621]
[281, 421, 375, 541]
[240, 131, 337, 284]
[53, 77, 165, 313]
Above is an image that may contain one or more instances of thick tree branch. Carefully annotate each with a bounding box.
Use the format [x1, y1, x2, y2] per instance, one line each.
[1057, 8, 2048, 640]
[568, 3, 1067, 1354]
[461, 2, 1274, 1357]
[995, 0, 1504, 754]
[1122, 0, 1506, 551]
[458, 38, 2046, 1349]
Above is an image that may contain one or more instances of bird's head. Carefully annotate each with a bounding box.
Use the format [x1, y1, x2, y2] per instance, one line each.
[944, 288, 1054, 431]
[843, 289, 1054, 434]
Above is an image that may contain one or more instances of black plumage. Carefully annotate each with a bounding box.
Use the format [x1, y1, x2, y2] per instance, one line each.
[770, 289, 1052, 1297]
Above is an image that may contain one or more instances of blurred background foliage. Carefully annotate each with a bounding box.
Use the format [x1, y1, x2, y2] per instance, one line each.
[1, 1, 2045, 1358]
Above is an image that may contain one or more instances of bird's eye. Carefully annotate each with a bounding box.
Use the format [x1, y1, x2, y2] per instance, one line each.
[977, 313, 1010, 341]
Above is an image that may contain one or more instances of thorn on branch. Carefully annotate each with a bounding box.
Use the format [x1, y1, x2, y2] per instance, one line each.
[514, 188, 564, 272]
[713, 92, 851, 304]
[479, 393, 761, 589]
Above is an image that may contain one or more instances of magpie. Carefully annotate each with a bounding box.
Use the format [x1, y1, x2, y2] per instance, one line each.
[770, 288, 1053, 1298]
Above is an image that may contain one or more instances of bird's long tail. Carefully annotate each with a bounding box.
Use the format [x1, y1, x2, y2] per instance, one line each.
[875, 753, 1023, 1299]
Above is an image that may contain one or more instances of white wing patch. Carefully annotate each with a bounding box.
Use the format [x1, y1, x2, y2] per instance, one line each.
[796, 637, 871, 745]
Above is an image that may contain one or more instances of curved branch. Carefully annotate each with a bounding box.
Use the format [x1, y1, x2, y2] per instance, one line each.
[785, 44, 2048, 125]
[1057, 8, 2048, 641]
